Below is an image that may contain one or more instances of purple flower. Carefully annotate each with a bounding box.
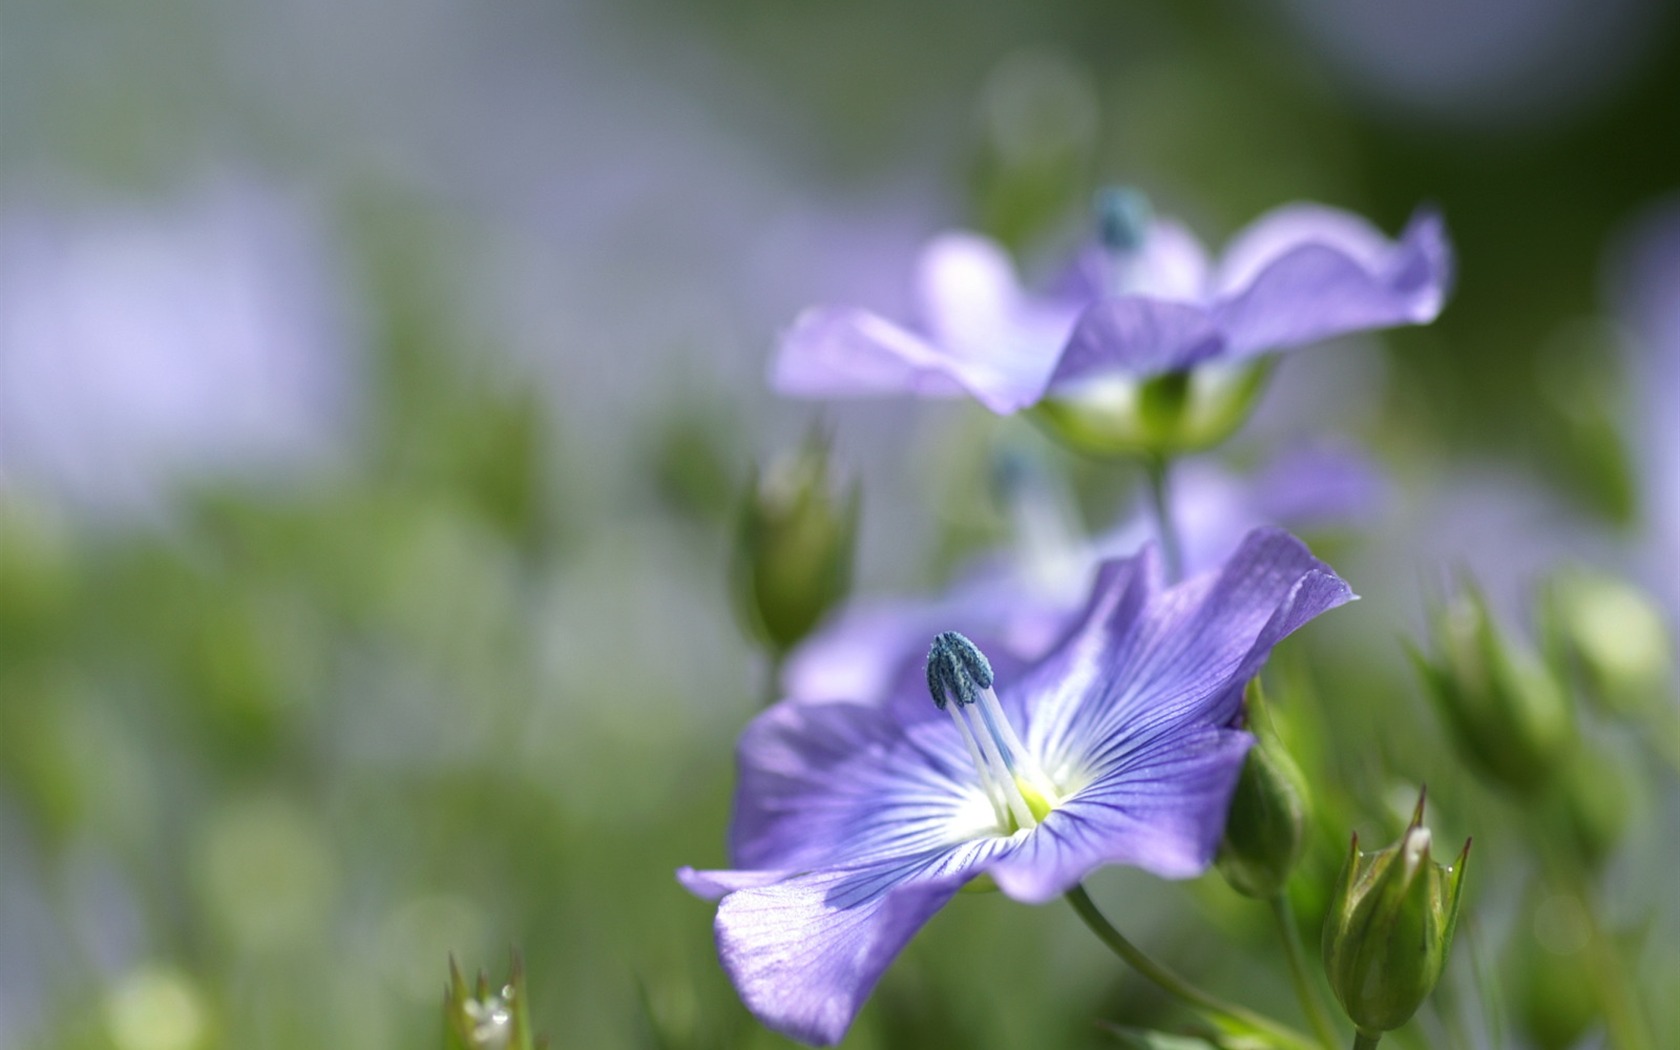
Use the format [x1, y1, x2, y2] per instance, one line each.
[680, 529, 1353, 1045]
[0, 179, 358, 514]
[771, 194, 1450, 415]
[782, 446, 1381, 708]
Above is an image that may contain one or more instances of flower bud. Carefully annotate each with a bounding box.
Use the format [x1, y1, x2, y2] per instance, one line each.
[1548, 744, 1633, 872]
[1547, 570, 1673, 720]
[730, 431, 859, 654]
[1217, 685, 1310, 899]
[1412, 582, 1573, 792]
[1322, 792, 1470, 1036]
[445, 954, 545, 1050]
[1028, 359, 1272, 461]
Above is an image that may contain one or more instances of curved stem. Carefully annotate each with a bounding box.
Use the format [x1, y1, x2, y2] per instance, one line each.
[1352, 1031, 1381, 1050]
[1067, 884, 1317, 1050]
[1144, 456, 1183, 583]
[1270, 893, 1341, 1050]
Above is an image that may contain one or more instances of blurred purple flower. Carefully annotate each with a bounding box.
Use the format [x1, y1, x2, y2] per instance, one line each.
[1610, 197, 1680, 607]
[680, 529, 1353, 1046]
[0, 179, 359, 513]
[783, 445, 1382, 708]
[771, 197, 1450, 414]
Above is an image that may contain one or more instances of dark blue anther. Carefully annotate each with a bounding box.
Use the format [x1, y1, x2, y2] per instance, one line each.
[926, 631, 994, 710]
[1095, 185, 1153, 255]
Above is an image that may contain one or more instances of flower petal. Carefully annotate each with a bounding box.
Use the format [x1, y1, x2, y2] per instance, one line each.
[1213, 206, 1452, 357]
[701, 844, 1008, 1046]
[1059, 219, 1213, 302]
[1020, 528, 1353, 778]
[770, 306, 970, 401]
[988, 725, 1253, 901]
[727, 698, 985, 872]
[1047, 297, 1224, 388]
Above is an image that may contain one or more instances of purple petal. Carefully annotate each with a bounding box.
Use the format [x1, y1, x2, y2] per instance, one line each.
[699, 844, 1009, 1046]
[726, 698, 978, 872]
[1058, 219, 1212, 302]
[1047, 298, 1224, 388]
[770, 306, 970, 401]
[781, 566, 1080, 712]
[1213, 205, 1452, 357]
[1020, 528, 1354, 779]
[988, 725, 1252, 901]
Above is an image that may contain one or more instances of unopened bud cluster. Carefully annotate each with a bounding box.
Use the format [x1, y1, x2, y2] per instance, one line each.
[1321, 792, 1470, 1038]
[445, 954, 545, 1050]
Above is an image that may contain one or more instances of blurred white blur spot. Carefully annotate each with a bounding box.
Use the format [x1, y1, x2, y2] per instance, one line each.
[104, 964, 209, 1050]
[978, 49, 1099, 170]
[0, 177, 361, 516]
[1269, 0, 1667, 127]
[193, 795, 339, 954]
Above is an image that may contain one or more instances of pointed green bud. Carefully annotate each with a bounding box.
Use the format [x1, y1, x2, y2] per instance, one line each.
[1217, 683, 1310, 899]
[1547, 570, 1673, 720]
[1321, 791, 1471, 1036]
[730, 429, 860, 654]
[1412, 580, 1573, 793]
[445, 953, 546, 1050]
[1028, 359, 1272, 461]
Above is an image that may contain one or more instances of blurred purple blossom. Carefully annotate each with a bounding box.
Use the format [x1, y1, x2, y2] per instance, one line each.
[681, 530, 1352, 1045]
[771, 200, 1450, 414]
[0, 179, 360, 514]
[783, 445, 1382, 708]
[1610, 198, 1680, 607]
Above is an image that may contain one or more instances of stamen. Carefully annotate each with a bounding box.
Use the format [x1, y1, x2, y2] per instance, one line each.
[1095, 185, 1153, 256]
[926, 632, 1060, 832]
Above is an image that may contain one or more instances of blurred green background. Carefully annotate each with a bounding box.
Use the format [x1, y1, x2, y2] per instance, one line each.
[2, 0, 1678, 1047]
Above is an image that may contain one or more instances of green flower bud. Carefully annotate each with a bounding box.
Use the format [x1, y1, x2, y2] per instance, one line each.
[731, 430, 860, 654]
[1547, 744, 1633, 872]
[445, 954, 546, 1050]
[1217, 686, 1310, 899]
[1547, 570, 1673, 720]
[1027, 359, 1272, 461]
[1322, 792, 1471, 1037]
[1412, 581, 1574, 793]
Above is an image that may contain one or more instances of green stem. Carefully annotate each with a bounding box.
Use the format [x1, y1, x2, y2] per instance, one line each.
[1144, 457, 1183, 582]
[1270, 893, 1341, 1050]
[1352, 1031, 1381, 1050]
[761, 648, 787, 707]
[1066, 884, 1317, 1050]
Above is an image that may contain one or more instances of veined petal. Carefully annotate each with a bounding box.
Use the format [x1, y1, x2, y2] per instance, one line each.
[728, 698, 989, 872]
[1048, 298, 1224, 388]
[1214, 205, 1452, 357]
[1060, 218, 1213, 302]
[770, 306, 970, 401]
[696, 842, 1010, 1047]
[988, 725, 1252, 901]
[1020, 528, 1353, 780]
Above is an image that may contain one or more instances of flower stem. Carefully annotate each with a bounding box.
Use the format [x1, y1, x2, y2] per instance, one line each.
[1067, 884, 1317, 1050]
[1352, 1031, 1381, 1050]
[1144, 456, 1183, 582]
[1270, 893, 1341, 1050]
